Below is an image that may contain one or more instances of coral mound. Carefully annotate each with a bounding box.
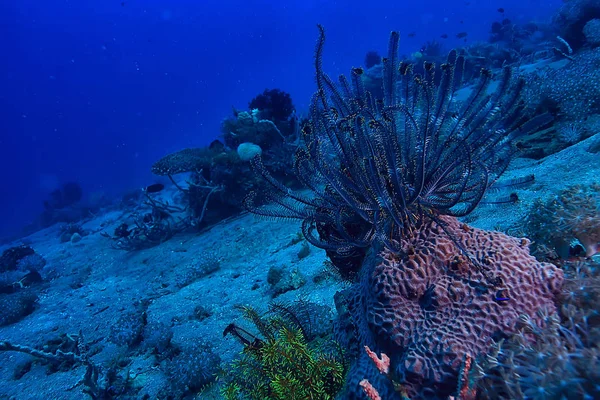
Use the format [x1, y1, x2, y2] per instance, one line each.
[339, 216, 564, 399]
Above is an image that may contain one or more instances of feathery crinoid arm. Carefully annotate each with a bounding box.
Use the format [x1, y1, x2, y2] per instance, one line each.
[245, 26, 550, 254]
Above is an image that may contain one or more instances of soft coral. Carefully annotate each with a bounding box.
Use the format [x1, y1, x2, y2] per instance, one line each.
[527, 184, 600, 257]
[553, 184, 600, 257]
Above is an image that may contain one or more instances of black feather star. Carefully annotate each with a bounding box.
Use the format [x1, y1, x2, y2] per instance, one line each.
[245, 25, 551, 254]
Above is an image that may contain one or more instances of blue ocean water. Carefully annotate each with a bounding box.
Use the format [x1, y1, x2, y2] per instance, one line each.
[0, 0, 561, 240]
[1, 1, 599, 399]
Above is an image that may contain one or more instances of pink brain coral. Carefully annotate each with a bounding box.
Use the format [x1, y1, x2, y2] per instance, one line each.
[341, 216, 564, 398]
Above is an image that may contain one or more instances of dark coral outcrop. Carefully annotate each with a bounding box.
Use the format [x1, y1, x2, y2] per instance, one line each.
[248, 88, 295, 122]
[0, 245, 35, 273]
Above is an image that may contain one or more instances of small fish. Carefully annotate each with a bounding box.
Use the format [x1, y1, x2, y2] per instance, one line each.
[145, 183, 165, 193]
[497, 7, 504, 13]
[407, 32, 416, 38]
[460, 20, 464, 24]
[440, 34, 448, 39]
[494, 289, 510, 302]
[456, 32, 468, 39]
[121, 2, 125, 6]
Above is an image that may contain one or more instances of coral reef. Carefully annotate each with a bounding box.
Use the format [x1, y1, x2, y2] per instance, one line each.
[58, 223, 87, 243]
[335, 216, 563, 399]
[0, 245, 35, 273]
[583, 18, 600, 46]
[166, 341, 221, 397]
[245, 26, 561, 399]
[101, 192, 190, 251]
[237, 142, 262, 161]
[38, 182, 93, 229]
[525, 184, 600, 258]
[364, 51, 381, 69]
[0, 290, 38, 327]
[475, 259, 600, 399]
[150, 103, 301, 233]
[151, 147, 214, 176]
[108, 309, 147, 347]
[246, 26, 551, 271]
[152, 149, 249, 226]
[220, 109, 299, 183]
[0, 245, 45, 326]
[525, 47, 600, 122]
[419, 40, 445, 58]
[0, 333, 137, 398]
[361, 63, 384, 103]
[554, 0, 600, 50]
[7, 8, 600, 400]
[248, 88, 295, 122]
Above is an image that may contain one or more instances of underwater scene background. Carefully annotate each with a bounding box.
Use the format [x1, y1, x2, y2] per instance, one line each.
[1, 0, 599, 399]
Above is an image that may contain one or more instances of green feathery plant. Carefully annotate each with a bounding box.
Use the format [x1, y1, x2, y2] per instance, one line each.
[221, 304, 347, 399]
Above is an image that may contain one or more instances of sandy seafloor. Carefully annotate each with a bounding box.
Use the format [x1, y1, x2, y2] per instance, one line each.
[0, 128, 599, 399]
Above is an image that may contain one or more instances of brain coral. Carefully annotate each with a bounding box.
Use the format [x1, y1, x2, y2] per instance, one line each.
[336, 216, 564, 399]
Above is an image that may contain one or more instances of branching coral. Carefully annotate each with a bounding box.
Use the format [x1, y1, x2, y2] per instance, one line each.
[151, 148, 232, 226]
[101, 192, 189, 251]
[0, 333, 134, 399]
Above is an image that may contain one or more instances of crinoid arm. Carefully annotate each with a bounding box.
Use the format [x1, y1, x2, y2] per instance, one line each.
[245, 26, 552, 253]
